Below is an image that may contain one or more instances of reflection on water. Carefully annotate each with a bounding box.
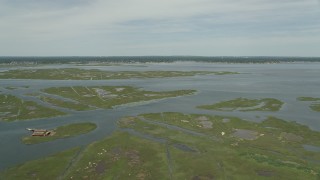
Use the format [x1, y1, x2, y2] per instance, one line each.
[0, 62, 320, 170]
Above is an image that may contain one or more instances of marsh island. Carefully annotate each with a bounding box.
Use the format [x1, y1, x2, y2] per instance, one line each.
[0, 94, 66, 121]
[297, 97, 320, 112]
[198, 98, 284, 112]
[1, 60, 320, 179]
[2, 112, 320, 179]
[0, 68, 238, 80]
[22, 122, 97, 145]
[41, 86, 196, 109]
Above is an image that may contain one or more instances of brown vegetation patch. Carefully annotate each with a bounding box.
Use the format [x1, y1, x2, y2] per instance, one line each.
[196, 116, 209, 121]
[110, 147, 122, 162]
[232, 129, 259, 140]
[95, 161, 106, 174]
[200, 121, 213, 129]
[192, 174, 215, 180]
[119, 117, 136, 127]
[280, 132, 303, 142]
[136, 170, 148, 180]
[196, 116, 213, 129]
[125, 150, 141, 167]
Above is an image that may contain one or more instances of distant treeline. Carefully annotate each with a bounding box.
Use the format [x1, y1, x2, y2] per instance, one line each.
[0, 56, 320, 64]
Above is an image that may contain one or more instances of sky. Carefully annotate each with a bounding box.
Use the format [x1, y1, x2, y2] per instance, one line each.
[0, 0, 319, 56]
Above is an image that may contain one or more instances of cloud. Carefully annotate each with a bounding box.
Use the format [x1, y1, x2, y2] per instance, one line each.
[0, 0, 319, 56]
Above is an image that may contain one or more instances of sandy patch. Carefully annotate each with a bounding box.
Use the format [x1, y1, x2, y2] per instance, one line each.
[233, 129, 259, 140]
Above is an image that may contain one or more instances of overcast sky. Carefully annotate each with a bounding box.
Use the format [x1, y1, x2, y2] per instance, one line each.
[0, 0, 319, 56]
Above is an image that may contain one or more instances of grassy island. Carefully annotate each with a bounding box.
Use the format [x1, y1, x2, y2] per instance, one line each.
[0, 147, 81, 180]
[2, 133, 169, 180]
[198, 97, 284, 111]
[22, 123, 97, 144]
[0, 94, 66, 121]
[297, 97, 320, 101]
[42, 86, 196, 109]
[297, 97, 320, 112]
[310, 104, 320, 112]
[38, 96, 93, 111]
[4, 86, 29, 90]
[3, 112, 320, 179]
[0, 68, 238, 80]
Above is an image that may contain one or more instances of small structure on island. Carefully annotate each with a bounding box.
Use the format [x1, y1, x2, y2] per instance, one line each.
[26, 128, 54, 137]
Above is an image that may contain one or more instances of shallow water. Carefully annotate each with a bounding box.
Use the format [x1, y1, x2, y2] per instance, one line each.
[0, 62, 320, 170]
[303, 145, 320, 152]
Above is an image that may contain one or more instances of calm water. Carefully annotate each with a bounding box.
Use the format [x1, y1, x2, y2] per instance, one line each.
[0, 62, 320, 170]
